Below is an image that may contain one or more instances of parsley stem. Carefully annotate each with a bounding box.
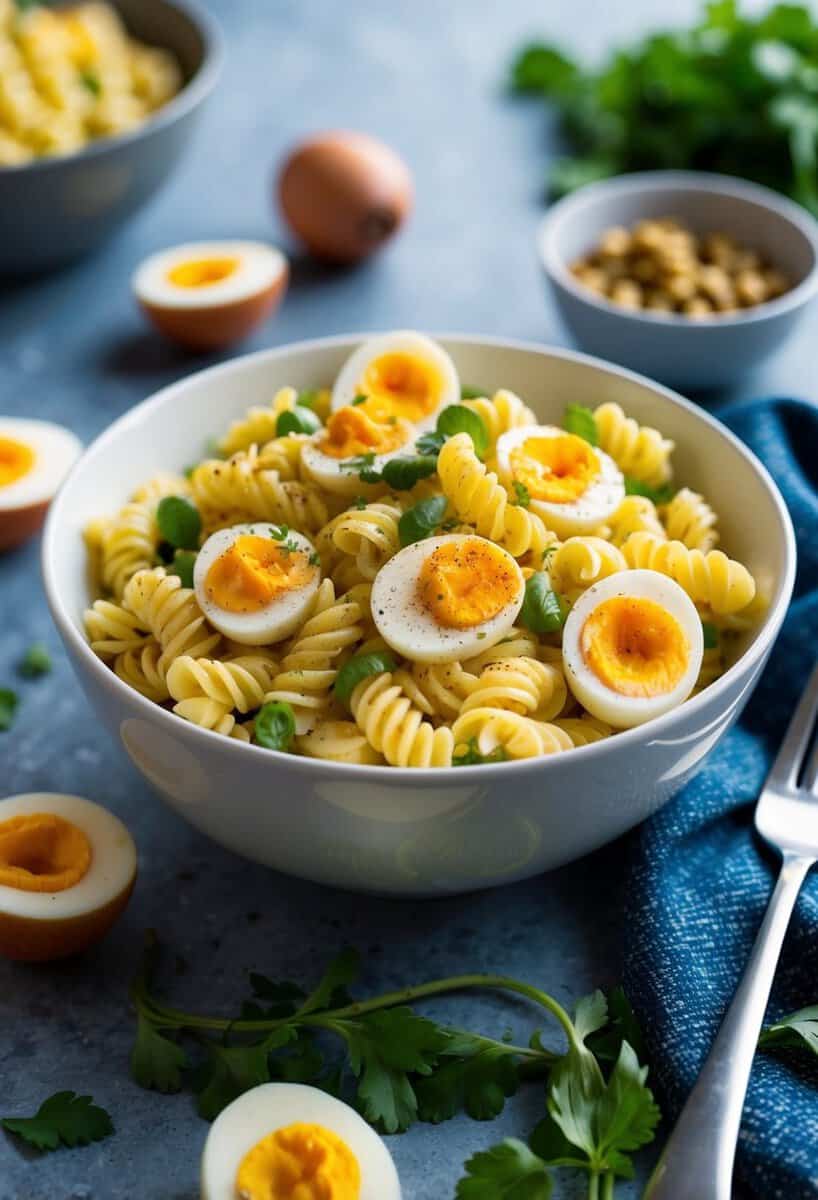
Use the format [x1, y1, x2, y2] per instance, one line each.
[588, 1172, 600, 1200]
[601, 1172, 615, 1200]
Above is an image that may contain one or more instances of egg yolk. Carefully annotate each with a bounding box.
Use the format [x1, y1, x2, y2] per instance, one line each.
[0, 436, 35, 489]
[320, 406, 408, 460]
[204, 535, 314, 614]
[235, 1122, 361, 1200]
[0, 814, 91, 893]
[510, 434, 599, 504]
[417, 539, 519, 629]
[166, 257, 240, 288]
[357, 351, 443, 424]
[581, 595, 689, 699]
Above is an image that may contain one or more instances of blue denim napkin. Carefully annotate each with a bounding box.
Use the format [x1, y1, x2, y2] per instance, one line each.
[624, 398, 818, 1199]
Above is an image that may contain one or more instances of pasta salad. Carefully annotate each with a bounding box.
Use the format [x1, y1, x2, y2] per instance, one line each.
[83, 332, 763, 767]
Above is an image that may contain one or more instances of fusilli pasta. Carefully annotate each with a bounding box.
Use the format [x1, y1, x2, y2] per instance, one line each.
[594, 402, 674, 487]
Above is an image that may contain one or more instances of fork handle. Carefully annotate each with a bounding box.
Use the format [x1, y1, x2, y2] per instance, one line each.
[644, 853, 813, 1200]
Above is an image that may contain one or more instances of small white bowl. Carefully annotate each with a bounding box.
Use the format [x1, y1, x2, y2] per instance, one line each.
[42, 335, 795, 896]
[538, 171, 818, 389]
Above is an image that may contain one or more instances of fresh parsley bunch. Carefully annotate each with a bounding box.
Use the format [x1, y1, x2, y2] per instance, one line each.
[511, 0, 818, 215]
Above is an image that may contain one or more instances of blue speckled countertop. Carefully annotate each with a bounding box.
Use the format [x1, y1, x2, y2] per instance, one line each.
[1, 1, 815, 1196]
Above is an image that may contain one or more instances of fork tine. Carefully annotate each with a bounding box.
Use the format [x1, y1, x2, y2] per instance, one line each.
[765, 661, 818, 792]
[800, 733, 818, 794]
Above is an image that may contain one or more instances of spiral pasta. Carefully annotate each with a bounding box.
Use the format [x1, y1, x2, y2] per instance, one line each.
[393, 660, 480, 722]
[167, 654, 280, 714]
[84, 599, 150, 658]
[437, 433, 556, 559]
[621, 532, 756, 615]
[594, 402, 674, 487]
[460, 656, 567, 721]
[553, 716, 613, 747]
[123, 568, 221, 670]
[350, 672, 454, 766]
[329, 498, 404, 581]
[191, 447, 330, 535]
[173, 696, 239, 738]
[661, 487, 719, 552]
[452, 707, 573, 760]
[295, 719, 385, 765]
[263, 580, 368, 733]
[549, 537, 627, 603]
[606, 495, 665, 547]
[219, 387, 299, 456]
[463, 389, 537, 453]
[114, 639, 168, 702]
[463, 627, 541, 672]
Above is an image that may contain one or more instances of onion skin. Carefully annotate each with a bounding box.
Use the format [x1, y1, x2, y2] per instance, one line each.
[139, 266, 289, 352]
[278, 131, 413, 264]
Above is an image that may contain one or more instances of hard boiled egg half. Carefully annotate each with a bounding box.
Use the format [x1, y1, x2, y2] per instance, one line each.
[562, 569, 703, 729]
[201, 1083, 401, 1200]
[0, 793, 136, 962]
[300, 404, 417, 496]
[496, 425, 624, 538]
[372, 532, 525, 664]
[331, 331, 459, 432]
[194, 523, 320, 645]
[0, 418, 81, 551]
[133, 241, 289, 351]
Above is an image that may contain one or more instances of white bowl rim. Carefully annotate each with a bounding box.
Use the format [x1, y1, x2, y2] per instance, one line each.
[42, 330, 797, 782]
[538, 169, 818, 328]
[0, 0, 223, 178]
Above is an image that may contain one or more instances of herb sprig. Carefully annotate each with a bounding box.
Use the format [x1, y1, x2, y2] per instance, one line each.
[2, 1091, 113, 1153]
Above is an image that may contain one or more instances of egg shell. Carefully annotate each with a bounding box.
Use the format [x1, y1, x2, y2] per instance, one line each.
[0, 418, 82, 552]
[278, 131, 412, 263]
[200, 1082, 402, 1200]
[371, 533, 525, 664]
[331, 331, 460, 433]
[561, 568, 704, 729]
[133, 241, 289, 351]
[193, 524, 320, 645]
[495, 424, 625, 538]
[0, 794, 136, 962]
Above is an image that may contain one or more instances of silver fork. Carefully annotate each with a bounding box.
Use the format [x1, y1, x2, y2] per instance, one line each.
[644, 661, 818, 1200]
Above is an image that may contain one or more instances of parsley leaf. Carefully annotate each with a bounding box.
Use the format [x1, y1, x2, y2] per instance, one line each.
[19, 643, 51, 677]
[417, 1043, 518, 1122]
[242, 974, 305, 1020]
[352, 393, 368, 406]
[760, 1005, 818, 1058]
[0, 688, 18, 731]
[276, 406, 322, 437]
[398, 494, 449, 546]
[563, 404, 598, 446]
[255, 701, 296, 752]
[416, 430, 446, 457]
[461, 385, 488, 400]
[513, 480, 531, 508]
[456, 1138, 553, 1198]
[624, 477, 675, 505]
[380, 454, 438, 490]
[2, 1092, 113, 1153]
[157, 496, 201, 551]
[195, 1029, 296, 1120]
[701, 620, 720, 651]
[299, 947, 360, 1014]
[169, 550, 197, 590]
[586, 986, 647, 1066]
[80, 70, 101, 96]
[334, 652, 396, 705]
[453, 737, 508, 766]
[519, 573, 568, 634]
[130, 1013, 188, 1093]
[438, 404, 489, 458]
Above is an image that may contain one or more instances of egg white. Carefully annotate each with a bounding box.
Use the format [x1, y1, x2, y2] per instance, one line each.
[371, 533, 525, 664]
[194, 523, 320, 645]
[562, 568, 703, 729]
[495, 425, 624, 538]
[132, 241, 287, 310]
[200, 1082, 402, 1200]
[331, 331, 460, 432]
[300, 420, 417, 496]
[0, 418, 81, 510]
[0, 793, 136, 923]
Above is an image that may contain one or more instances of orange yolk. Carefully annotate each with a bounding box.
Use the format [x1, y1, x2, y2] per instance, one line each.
[204, 535, 314, 614]
[581, 596, 689, 698]
[319, 405, 408, 460]
[166, 257, 240, 288]
[417, 538, 519, 629]
[509, 434, 599, 504]
[356, 352, 443, 424]
[235, 1122, 361, 1200]
[0, 814, 91, 893]
[0, 436, 35, 489]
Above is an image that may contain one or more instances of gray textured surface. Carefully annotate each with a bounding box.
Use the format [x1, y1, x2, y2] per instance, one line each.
[1, 1, 816, 1197]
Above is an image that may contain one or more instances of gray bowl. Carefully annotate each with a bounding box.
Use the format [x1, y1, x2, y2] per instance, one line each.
[538, 171, 818, 390]
[0, 0, 221, 275]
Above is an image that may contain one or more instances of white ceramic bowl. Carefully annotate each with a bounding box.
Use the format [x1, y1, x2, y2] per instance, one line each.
[42, 336, 795, 896]
[538, 171, 818, 389]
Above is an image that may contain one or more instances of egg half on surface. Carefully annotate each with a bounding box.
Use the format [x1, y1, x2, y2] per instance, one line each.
[371, 532, 525, 664]
[562, 569, 703, 729]
[331, 331, 459, 432]
[0, 793, 136, 962]
[496, 425, 624, 538]
[0, 418, 82, 551]
[200, 1082, 402, 1200]
[133, 241, 289, 351]
[300, 404, 416, 496]
[194, 524, 320, 645]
